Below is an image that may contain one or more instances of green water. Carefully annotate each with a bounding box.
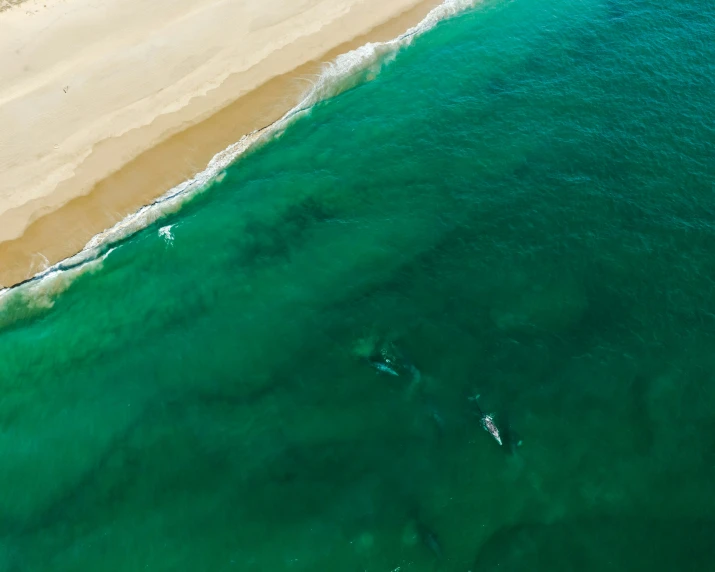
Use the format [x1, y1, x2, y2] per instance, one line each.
[1, 0, 714, 569]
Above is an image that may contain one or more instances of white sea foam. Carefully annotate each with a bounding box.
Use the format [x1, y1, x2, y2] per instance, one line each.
[2, 0, 478, 305]
[0, 248, 115, 329]
[159, 225, 174, 245]
[21, 247, 115, 309]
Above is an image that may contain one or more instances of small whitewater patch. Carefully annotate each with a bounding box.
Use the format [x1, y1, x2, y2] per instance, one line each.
[159, 225, 174, 245]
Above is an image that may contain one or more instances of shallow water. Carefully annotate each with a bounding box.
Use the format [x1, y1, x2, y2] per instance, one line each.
[1, 0, 714, 569]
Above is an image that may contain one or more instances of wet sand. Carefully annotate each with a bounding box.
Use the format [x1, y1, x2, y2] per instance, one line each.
[0, 0, 442, 287]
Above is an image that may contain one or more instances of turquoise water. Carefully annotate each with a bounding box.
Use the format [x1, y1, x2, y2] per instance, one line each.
[1, 0, 715, 568]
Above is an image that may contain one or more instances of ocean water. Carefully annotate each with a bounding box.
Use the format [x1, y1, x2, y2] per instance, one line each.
[1, 0, 714, 569]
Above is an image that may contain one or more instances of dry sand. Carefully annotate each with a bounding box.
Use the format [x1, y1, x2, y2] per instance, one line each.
[0, 0, 441, 287]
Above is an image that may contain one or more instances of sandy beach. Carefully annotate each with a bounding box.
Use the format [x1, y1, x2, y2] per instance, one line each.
[0, 0, 440, 287]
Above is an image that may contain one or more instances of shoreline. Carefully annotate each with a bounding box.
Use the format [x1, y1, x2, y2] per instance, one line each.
[0, 0, 444, 288]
